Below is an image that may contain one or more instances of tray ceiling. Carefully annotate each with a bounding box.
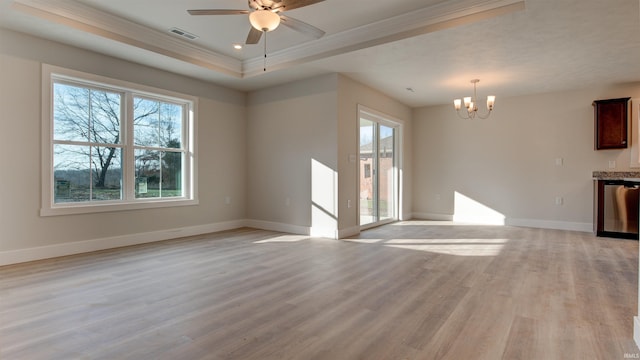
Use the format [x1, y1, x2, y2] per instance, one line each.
[1, 0, 639, 107]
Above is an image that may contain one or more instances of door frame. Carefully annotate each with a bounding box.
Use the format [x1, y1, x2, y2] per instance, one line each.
[357, 105, 402, 230]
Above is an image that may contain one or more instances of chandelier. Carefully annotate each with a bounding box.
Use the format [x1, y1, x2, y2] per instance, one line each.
[453, 79, 496, 119]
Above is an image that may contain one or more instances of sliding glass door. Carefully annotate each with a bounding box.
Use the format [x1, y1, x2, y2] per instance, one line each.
[359, 108, 398, 227]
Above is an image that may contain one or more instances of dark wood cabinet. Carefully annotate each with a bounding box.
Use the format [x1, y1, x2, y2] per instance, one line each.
[594, 97, 630, 150]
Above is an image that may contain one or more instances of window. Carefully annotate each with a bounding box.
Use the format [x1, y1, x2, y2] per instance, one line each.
[42, 65, 197, 215]
[132, 97, 184, 200]
[52, 82, 124, 203]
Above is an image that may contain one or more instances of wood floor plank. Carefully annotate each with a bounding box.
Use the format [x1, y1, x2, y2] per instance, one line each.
[0, 222, 638, 359]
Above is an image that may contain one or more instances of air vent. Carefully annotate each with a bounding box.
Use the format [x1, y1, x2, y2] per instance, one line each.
[169, 27, 199, 40]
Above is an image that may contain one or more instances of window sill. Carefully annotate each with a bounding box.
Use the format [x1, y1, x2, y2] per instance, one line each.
[40, 198, 199, 217]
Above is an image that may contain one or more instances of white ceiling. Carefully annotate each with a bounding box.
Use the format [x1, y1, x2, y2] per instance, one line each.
[1, 0, 639, 107]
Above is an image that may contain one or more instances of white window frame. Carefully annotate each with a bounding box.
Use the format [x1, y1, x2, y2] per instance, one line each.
[41, 64, 198, 216]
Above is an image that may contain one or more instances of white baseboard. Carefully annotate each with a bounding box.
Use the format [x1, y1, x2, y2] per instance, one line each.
[505, 218, 592, 233]
[244, 219, 310, 236]
[0, 219, 321, 266]
[337, 226, 360, 239]
[240, 219, 350, 239]
[412, 212, 454, 221]
[0, 215, 596, 267]
[399, 212, 414, 221]
[0, 220, 245, 267]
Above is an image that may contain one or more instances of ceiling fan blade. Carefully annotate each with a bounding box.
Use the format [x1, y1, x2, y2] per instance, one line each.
[187, 9, 249, 15]
[246, 27, 263, 44]
[280, 0, 325, 11]
[279, 15, 325, 39]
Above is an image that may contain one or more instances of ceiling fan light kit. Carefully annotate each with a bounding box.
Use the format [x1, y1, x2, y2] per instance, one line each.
[249, 9, 281, 32]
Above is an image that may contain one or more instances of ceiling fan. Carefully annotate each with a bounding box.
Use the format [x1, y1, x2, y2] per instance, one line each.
[187, 0, 326, 45]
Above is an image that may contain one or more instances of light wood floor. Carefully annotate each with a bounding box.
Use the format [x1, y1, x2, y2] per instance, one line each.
[1, 221, 638, 359]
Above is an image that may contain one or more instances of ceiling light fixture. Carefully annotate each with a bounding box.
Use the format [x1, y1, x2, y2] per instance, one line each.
[453, 79, 496, 119]
[248, 9, 281, 72]
[249, 9, 280, 32]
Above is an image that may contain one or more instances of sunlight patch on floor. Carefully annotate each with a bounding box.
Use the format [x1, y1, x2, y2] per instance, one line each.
[343, 238, 386, 244]
[254, 235, 310, 244]
[392, 220, 505, 227]
[384, 238, 508, 256]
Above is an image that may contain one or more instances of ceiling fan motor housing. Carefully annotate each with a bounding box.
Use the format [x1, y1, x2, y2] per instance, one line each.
[249, 0, 282, 12]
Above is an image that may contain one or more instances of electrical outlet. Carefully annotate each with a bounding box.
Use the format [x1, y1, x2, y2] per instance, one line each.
[608, 160, 616, 169]
[555, 197, 563, 206]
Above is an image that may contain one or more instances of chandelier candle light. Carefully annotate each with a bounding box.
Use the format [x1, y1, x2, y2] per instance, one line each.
[453, 79, 496, 119]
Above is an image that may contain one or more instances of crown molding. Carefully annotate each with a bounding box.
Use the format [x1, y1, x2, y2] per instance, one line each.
[12, 0, 524, 80]
[242, 0, 525, 77]
[12, 0, 243, 77]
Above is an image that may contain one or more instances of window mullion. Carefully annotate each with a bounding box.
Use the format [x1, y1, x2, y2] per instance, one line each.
[87, 90, 93, 201]
[182, 103, 190, 198]
[124, 92, 135, 201]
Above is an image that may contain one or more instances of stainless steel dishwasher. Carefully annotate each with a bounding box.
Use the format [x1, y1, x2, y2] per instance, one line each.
[598, 179, 639, 239]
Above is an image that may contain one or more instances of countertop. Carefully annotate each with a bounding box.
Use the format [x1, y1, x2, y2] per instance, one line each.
[593, 171, 640, 180]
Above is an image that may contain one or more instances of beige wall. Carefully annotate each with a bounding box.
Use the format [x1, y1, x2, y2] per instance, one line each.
[245, 74, 412, 237]
[0, 29, 247, 255]
[412, 83, 640, 230]
[246, 74, 339, 234]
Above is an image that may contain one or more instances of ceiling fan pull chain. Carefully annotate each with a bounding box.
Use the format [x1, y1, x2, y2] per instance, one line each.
[264, 30, 267, 71]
